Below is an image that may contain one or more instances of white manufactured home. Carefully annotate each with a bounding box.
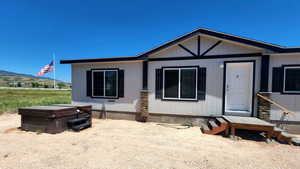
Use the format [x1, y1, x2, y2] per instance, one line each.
[61, 28, 300, 126]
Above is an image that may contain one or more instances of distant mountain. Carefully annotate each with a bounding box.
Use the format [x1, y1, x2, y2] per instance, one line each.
[0, 69, 70, 88]
[0, 70, 56, 81]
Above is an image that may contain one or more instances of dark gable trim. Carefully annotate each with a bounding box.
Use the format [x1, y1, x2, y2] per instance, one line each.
[222, 60, 256, 117]
[197, 36, 201, 56]
[148, 53, 262, 62]
[138, 30, 201, 57]
[199, 29, 283, 52]
[60, 56, 143, 64]
[178, 44, 197, 56]
[201, 40, 222, 56]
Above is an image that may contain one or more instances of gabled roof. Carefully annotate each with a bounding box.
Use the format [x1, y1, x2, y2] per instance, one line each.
[137, 27, 299, 57]
[61, 27, 300, 64]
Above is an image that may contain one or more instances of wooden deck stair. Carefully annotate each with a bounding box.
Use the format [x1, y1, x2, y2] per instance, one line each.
[67, 115, 92, 132]
[273, 128, 300, 145]
[201, 118, 228, 135]
[201, 117, 300, 146]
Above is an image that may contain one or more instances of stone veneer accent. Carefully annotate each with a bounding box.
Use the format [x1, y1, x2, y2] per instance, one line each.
[136, 90, 149, 122]
[257, 92, 271, 121]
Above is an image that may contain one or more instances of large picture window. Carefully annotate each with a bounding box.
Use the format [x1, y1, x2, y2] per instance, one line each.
[92, 69, 118, 98]
[284, 66, 300, 93]
[163, 67, 197, 100]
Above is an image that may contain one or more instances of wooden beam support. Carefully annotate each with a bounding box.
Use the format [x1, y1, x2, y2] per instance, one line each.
[201, 40, 222, 56]
[178, 44, 197, 57]
[197, 36, 200, 56]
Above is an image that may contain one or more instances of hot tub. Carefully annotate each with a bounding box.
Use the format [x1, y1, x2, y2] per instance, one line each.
[18, 105, 91, 134]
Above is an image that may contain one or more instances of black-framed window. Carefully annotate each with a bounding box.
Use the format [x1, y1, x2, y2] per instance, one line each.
[163, 67, 197, 100]
[284, 66, 300, 93]
[92, 69, 118, 98]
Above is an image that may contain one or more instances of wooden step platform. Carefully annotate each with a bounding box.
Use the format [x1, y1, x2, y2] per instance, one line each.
[201, 115, 300, 146]
[201, 118, 228, 135]
[222, 115, 275, 140]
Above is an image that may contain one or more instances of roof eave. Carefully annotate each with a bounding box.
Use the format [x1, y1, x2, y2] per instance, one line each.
[279, 48, 300, 53]
[60, 56, 144, 64]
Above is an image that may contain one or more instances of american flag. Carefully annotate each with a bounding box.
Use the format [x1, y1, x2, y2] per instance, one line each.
[37, 61, 54, 76]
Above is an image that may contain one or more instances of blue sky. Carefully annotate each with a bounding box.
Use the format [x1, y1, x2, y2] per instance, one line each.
[0, 0, 299, 82]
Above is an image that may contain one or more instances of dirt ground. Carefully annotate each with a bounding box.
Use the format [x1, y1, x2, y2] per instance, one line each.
[1, 114, 300, 169]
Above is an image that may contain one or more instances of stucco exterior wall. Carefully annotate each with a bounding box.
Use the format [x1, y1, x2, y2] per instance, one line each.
[148, 57, 261, 116]
[269, 54, 300, 121]
[71, 61, 143, 112]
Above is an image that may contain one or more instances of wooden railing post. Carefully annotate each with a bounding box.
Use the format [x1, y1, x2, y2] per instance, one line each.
[256, 92, 294, 128]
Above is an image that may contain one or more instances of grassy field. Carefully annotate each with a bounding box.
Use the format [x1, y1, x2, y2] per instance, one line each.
[0, 89, 71, 114]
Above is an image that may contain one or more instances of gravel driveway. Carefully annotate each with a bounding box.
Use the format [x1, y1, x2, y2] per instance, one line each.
[0, 113, 300, 169]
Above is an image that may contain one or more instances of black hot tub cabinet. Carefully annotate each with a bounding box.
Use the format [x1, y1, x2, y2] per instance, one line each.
[18, 105, 91, 134]
[51, 104, 92, 125]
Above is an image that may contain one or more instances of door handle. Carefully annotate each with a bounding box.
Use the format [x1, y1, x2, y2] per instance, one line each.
[226, 84, 229, 91]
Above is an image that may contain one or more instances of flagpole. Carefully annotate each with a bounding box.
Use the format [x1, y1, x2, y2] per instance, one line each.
[53, 53, 56, 89]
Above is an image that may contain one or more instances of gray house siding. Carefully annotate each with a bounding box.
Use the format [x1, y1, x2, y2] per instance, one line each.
[70, 35, 265, 117]
[148, 57, 261, 116]
[64, 30, 300, 123]
[268, 54, 300, 121]
[71, 61, 143, 113]
[147, 35, 262, 116]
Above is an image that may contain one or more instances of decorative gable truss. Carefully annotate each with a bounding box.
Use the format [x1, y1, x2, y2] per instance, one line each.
[148, 35, 263, 59]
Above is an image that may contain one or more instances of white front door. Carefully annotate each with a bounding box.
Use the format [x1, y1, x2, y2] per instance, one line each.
[224, 62, 254, 115]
